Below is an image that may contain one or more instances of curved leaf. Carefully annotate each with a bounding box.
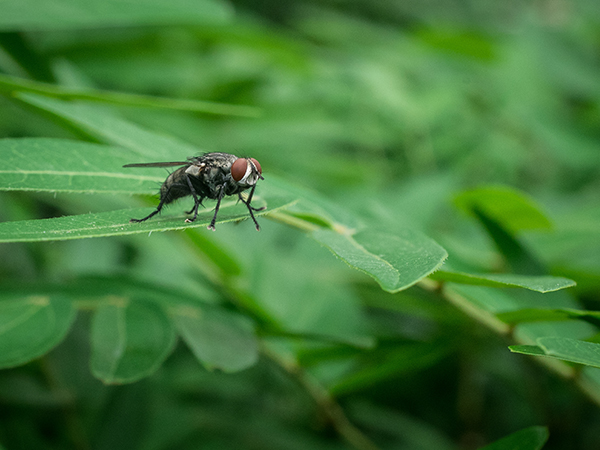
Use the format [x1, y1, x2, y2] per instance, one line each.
[91, 300, 176, 384]
[510, 337, 600, 369]
[312, 227, 447, 293]
[454, 186, 552, 232]
[430, 271, 575, 293]
[173, 305, 258, 372]
[0, 295, 75, 368]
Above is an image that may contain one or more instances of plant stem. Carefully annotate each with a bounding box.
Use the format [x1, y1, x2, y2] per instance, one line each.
[263, 345, 382, 450]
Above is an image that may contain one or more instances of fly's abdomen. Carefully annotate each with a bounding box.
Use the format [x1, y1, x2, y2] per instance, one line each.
[159, 167, 192, 204]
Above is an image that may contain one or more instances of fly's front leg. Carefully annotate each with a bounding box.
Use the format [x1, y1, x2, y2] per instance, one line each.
[238, 184, 263, 231]
[184, 174, 203, 223]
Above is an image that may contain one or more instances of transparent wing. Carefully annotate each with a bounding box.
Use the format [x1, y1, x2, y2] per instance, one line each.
[123, 161, 188, 168]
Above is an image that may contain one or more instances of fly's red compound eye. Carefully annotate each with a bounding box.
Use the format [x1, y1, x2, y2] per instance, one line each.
[231, 158, 248, 182]
[249, 158, 262, 174]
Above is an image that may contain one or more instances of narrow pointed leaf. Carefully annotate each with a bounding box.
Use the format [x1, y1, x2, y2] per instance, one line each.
[508, 345, 547, 357]
[430, 271, 575, 293]
[173, 305, 258, 372]
[0, 295, 75, 368]
[16, 93, 198, 160]
[0, 74, 258, 117]
[538, 337, 600, 368]
[510, 337, 600, 369]
[91, 300, 176, 384]
[0, 192, 295, 243]
[312, 227, 447, 293]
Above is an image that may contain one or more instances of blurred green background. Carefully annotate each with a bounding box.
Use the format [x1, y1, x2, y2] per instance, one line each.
[0, 1, 599, 449]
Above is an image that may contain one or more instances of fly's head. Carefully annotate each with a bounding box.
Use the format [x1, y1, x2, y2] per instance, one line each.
[231, 157, 263, 187]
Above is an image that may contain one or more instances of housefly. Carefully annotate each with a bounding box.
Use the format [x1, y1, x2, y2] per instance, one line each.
[124, 152, 264, 230]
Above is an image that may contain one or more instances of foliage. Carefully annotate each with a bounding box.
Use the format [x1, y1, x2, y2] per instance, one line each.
[0, 1, 599, 449]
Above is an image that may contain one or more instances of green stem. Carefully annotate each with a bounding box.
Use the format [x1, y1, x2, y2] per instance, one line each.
[263, 346, 381, 450]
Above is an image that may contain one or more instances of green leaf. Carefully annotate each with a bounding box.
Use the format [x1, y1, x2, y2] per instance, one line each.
[479, 426, 548, 450]
[0, 184, 295, 242]
[0, 295, 76, 368]
[510, 337, 600, 369]
[173, 305, 258, 372]
[312, 227, 447, 293]
[0, 138, 161, 194]
[0, 74, 259, 117]
[498, 308, 600, 327]
[508, 345, 547, 357]
[430, 270, 576, 293]
[0, 0, 231, 31]
[91, 299, 176, 384]
[473, 207, 547, 276]
[16, 93, 199, 160]
[454, 186, 552, 232]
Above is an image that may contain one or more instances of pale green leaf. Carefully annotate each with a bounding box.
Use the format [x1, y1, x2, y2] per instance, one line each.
[430, 270, 575, 293]
[312, 227, 447, 293]
[0, 295, 76, 368]
[454, 186, 552, 232]
[508, 345, 547, 357]
[91, 300, 176, 384]
[510, 337, 600, 369]
[173, 305, 258, 372]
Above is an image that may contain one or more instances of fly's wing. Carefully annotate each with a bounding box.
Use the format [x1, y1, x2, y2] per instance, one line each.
[123, 161, 188, 168]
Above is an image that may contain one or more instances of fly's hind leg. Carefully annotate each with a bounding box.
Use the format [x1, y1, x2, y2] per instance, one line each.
[130, 209, 160, 223]
[208, 184, 227, 231]
[130, 194, 168, 223]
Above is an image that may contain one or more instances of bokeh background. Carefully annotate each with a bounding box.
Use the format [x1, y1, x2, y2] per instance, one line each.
[0, 1, 599, 449]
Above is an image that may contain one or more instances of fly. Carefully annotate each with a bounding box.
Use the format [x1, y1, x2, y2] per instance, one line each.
[124, 152, 264, 230]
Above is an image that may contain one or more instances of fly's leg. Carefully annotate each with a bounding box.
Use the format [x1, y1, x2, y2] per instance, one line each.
[130, 209, 160, 223]
[130, 188, 171, 223]
[184, 174, 203, 223]
[240, 184, 266, 212]
[238, 184, 264, 231]
[208, 184, 226, 231]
